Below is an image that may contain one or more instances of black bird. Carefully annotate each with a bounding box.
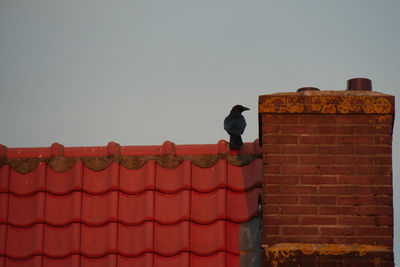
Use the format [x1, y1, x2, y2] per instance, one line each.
[224, 105, 249, 150]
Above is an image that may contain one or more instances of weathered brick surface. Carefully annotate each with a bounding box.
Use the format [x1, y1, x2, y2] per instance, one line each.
[259, 90, 395, 254]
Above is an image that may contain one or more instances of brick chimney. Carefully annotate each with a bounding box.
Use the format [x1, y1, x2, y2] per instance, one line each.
[259, 79, 395, 266]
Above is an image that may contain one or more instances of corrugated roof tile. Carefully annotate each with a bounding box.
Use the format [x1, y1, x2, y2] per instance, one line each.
[0, 140, 262, 267]
[45, 191, 82, 226]
[81, 223, 118, 257]
[44, 223, 81, 258]
[8, 192, 45, 227]
[119, 191, 154, 225]
[155, 221, 190, 256]
[119, 161, 155, 194]
[82, 191, 118, 225]
[46, 161, 83, 194]
[6, 224, 44, 259]
[119, 222, 154, 256]
[9, 162, 46, 195]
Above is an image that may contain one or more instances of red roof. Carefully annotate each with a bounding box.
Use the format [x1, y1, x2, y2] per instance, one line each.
[0, 140, 262, 266]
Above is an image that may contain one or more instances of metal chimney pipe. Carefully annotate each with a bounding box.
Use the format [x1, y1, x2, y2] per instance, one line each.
[347, 78, 372, 91]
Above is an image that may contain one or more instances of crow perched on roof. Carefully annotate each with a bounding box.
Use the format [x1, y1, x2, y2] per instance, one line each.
[224, 105, 249, 150]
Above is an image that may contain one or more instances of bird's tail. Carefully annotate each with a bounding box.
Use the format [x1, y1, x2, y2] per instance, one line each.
[229, 135, 243, 150]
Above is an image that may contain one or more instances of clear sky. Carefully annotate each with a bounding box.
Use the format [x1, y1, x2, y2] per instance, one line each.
[0, 0, 399, 263]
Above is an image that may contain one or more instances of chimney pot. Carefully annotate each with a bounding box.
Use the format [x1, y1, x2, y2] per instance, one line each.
[297, 87, 320, 93]
[347, 78, 372, 91]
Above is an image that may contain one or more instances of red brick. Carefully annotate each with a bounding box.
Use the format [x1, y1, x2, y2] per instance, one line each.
[356, 145, 391, 155]
[319, 145, 354, 154]
[265, 226, 280, 234]
[263, 185, 280, 194]
[335, 237, 393, 246]
[282, 226, 318, 235]
[281, 125, 319, 134]
[319, 206, 355, 215]
[300, 196, 336, 205]
[281, 145, 317, 154]
[374, 166, 392, 176]
[281, 165, 319, 175]
[336, 115, 374, 125]
[320, 227, 355, 236]
[320, 166, 355, 175]
[376, 216, 393, 226]
[264, 195, 297, 204]
[319, 186, 358, 195]
[356, 166, 374, 175]
[262, 114, 298, 124]
[299, 136, 336, 145]
[281, 185, 317, 194]
[337, 136, 374, 144]
[263, 215, 298, 225]
[338, 176, 374, 185]
[281, 206, 317, 215]
[300, 216, 336, 225]
[265, 155, 298, 164]
[374, 176, 392, 185]
[375, 156, 392, 165]
[264, 175, 298, 184]
[365, 186, 392, 195]
[357, 206, 393, 216]
[264, 135, 298, 144]
[375, 115, 394, 125]
[336, 156, 374, 165]
[300, 176, 337, 184]
[375, 196, 392, 205]
[338, 216, 376, 226]
[264, 164, 280, 174]
[298, 115, 336, 124]
[356, 125, 392, 135]
[262, 144, 280, 153]
[357, 227, 393, 236]
[299, 155, 336, 165]
[319, 126, 355, 134]
[262, 124, 280, 134]
[338, 196, 375, 205]
[262, 206, 279, 215]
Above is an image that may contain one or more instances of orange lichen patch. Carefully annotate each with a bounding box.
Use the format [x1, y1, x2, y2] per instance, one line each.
[259, 91, 394, 115]
[263, 243, 392, 261]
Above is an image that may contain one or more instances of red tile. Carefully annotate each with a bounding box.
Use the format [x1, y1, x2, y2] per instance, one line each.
[192, 160, 227, 192]
[155, 252, 190, 267]
[119, 191, 154, 225]
[45, 192, 82, 226]
[156, 190, 190, 224]
[0, 225, 6, 255]
[192, 189, 226, 224]
[0, 257, 3, 266]
[81, 254, 117, 267]
[0, 193, 9, 223]
[83, 162, 119, 194]
[119, 253, 153, 267]
[81, 223, 117, 257]
[227, 221, 239, 254]
[156, 160, 191, 193]
[175, 144, 219, 155]
[8, 193, 45, 226]
[227, 188, 261, 223]
[63, 146, 108, 157]
[191, 220, 227, 255]
[44, 223, 81, 257]
[6, 224, 44, 259]
[155, 221, 189, 256]
[227, 253, 240, 267]
[9, 162, 46, 195]
[0, 165, 10, 192]
[118, 222, 154, 256]
[44, 255, 80, 267]
[191, 251, 227, 267]
[228, 159, 262, 191]
[5, 256, 42, 267]
[6, 147, 51, 158]
[119, 161, 155, 194]
[82, 191, 118, 225]
[46, 161, 83, 194]
[120, 145, 162, 156]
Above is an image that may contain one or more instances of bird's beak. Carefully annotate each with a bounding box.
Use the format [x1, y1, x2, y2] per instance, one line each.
[244, 107, 250, 111]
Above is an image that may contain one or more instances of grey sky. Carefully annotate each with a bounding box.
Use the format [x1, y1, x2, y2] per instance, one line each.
[0, 0, 399, 263]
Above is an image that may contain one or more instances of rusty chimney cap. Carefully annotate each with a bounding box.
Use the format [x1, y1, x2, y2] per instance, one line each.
[347, 78, 372, 91]
[297, 87, 320, 93]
